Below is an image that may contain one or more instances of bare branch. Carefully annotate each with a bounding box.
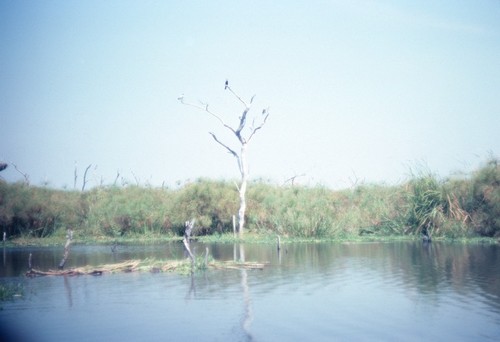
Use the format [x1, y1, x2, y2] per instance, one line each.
[227, 85, 250, 108]
[131, 171, 140, 186]
[209, 132, 242, 174]
[209, 132, 238, 157]
[11, 163, 29, 185]
[179, 97, 237, 135]
[283, 173, 306, 186]
[247, 110, 270, 143]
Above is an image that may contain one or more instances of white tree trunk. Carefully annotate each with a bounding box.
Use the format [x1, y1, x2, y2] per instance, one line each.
[238, 143, 249, 236]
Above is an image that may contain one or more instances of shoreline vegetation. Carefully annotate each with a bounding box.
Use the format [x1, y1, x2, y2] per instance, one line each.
[4, 233, 498, 248]
[0, 158, 499, 246]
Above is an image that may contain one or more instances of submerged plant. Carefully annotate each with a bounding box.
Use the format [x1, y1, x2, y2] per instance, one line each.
[0, 282, 23, 301]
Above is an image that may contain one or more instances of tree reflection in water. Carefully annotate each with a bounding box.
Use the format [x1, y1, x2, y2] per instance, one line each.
[239, 244, 254, 341]
[64, 275, 73, 307]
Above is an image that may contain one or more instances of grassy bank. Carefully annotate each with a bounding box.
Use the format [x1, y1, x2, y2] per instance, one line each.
[1, 158, 499, 242]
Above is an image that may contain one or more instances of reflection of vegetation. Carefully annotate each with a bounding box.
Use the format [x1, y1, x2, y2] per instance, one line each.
[0, 158, 499, 239]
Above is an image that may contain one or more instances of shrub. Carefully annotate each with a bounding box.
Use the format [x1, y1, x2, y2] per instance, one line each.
[83, 186, 174, 237]
[464, 159, 500, 236]
[172, 179, 239, 235]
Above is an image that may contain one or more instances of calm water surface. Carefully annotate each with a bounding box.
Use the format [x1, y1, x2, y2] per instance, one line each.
[0, 241, 499, 341]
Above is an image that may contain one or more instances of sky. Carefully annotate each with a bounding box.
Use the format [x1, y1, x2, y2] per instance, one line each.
[1, 0, 499, 189]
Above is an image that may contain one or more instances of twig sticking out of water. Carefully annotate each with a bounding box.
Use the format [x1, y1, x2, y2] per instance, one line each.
[183, 219, 196, 269]
[28, 253, 32, 271]
[58, 229, 73, 270]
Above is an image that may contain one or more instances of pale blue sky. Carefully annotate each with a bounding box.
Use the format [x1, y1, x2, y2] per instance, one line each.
[1, 1, 499, 189]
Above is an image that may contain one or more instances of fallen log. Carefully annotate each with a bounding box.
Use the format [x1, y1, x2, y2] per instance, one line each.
[26, 260, 141, 277]
[25, 259, 267, 277]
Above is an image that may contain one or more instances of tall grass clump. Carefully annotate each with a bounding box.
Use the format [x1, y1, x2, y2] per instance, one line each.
[440, 178, 472, 238]
[247, 184, 336, 237]
[404, 171, 445, 238]
[82, 185, 174, 237]
[403, 158, 500, 238]
[340, 184, 406, 236]
[246, 183, 401, 238]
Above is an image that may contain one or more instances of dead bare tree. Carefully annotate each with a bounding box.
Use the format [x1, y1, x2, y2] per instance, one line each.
[81, 164, 92, 191]
[113, 170, 120, 186]
[179, 81, 270, 236]
[131, 171, 140, 186]
[73, 161, 78, 189]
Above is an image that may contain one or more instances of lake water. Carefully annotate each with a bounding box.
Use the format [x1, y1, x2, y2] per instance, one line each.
[0, 241, 499, 341]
